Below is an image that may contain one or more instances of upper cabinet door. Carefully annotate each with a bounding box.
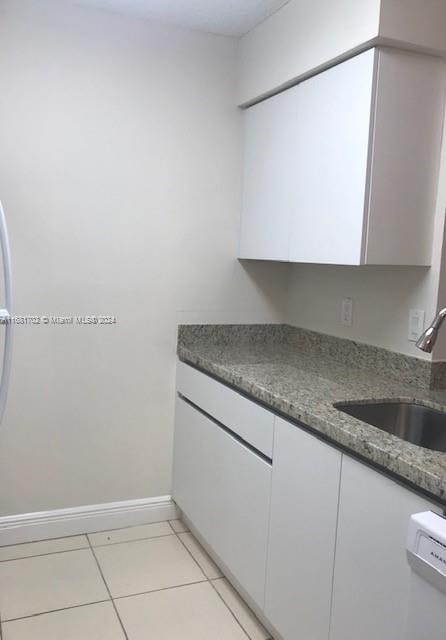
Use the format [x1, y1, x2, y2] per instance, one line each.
[239, 84, 300, 261]
[239, 47, 445, 266]
[289, 50, 375, 265]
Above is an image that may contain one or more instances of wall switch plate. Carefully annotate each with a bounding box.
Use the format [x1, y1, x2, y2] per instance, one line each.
[341, 298, 353, 327]
[408, 309, 425, 342]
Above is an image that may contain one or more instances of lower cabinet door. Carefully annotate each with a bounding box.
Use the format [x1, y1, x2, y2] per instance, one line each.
[172, 396, 272, 609]
[265, 417, 342, 640]
[329, 455, 440, 640]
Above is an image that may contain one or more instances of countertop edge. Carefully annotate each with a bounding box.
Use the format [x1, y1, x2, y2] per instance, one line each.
[178, 346, 446, 508]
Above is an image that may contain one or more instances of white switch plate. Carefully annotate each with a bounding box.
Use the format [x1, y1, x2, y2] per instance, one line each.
[341, 298, 353, 327]
[408, 309, 425, 342]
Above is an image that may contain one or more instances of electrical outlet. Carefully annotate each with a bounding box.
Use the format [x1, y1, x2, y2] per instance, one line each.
[341, 298, 353, 327]
[408, 309, 425, 342]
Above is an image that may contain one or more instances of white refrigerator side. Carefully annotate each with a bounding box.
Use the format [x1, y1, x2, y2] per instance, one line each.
[0, 201, 13, 423]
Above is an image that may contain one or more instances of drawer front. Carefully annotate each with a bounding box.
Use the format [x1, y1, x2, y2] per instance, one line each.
[173, 396, 272, 609]
[176, 361, 274, 458]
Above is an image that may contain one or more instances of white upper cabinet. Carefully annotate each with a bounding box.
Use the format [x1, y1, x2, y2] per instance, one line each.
[239, 83, 300, 261]
[239, 48, 445, 266]
[289, 49, 373, 265]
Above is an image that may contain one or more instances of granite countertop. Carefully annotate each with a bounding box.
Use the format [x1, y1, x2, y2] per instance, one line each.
[177, 324, 446, 505]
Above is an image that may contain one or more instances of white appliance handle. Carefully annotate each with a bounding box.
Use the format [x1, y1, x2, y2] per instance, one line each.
[0, 200, 12, 423]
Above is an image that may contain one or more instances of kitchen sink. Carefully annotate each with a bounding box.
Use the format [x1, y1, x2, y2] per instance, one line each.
[335, 401, 446, 453]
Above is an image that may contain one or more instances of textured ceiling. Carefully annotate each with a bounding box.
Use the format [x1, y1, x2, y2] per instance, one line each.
[72, 0, 290, 36]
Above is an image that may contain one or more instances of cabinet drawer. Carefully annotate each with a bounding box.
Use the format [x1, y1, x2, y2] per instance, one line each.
[176, 360, 274, 458]
[172, 396, 272, 609]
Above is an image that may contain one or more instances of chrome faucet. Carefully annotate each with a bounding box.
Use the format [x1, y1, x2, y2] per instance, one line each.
[416, 308, 446, 353]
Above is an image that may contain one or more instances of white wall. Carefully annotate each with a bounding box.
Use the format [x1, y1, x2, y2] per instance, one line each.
[286, 104, 446, 360]
[379, 0, 446, 53]
[2, 0, 445, 519]
[238, 0, 381, 104]
[237, 0, 446, 361]
[286, 266, 435, 359]
[238, 0, 446, 107]
[0, 0, 288, 516]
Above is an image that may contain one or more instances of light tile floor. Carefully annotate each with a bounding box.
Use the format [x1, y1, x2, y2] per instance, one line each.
[0, 520, 273, 639]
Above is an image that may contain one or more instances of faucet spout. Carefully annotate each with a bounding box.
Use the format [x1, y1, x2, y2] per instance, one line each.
[416, 308, 446, 353]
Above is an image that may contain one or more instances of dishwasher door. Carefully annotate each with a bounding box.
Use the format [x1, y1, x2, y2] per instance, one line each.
[406, 511, 446, 640]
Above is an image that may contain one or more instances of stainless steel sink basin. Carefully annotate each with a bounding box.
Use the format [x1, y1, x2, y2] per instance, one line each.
[336, 401, 446, 453]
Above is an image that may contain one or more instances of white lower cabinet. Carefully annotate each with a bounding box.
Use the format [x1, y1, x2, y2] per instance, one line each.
[264, 417, 342, 640]
[172, 366, 444, 640]
[329, 456, 440, 640]
[172, 396, 272, 609]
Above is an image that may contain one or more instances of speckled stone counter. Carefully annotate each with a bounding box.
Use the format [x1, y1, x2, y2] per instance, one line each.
[177, 324, 446, 506]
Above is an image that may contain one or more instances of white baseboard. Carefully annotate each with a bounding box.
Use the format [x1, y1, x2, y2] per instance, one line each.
[0, 496, 179, 546]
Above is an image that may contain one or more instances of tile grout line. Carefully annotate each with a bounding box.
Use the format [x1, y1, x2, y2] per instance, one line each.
[1, 578, 214, 624]
[0, 534, 89, 551]
[0, 545, 90, 564]
[207, 578, 252, 640]
[0, 531, 177, 564]
[169, 524, 210, 580]
[88, 531, 175, 550]
[112, 578, 210, 602]
[0, 519, 172, 551]
[171, 524, 252, 640]
[87, 538, 129, 640]
[2, 599, 111, 623]
[84, 518, 173, 538]
[0, 519, 174, 553]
